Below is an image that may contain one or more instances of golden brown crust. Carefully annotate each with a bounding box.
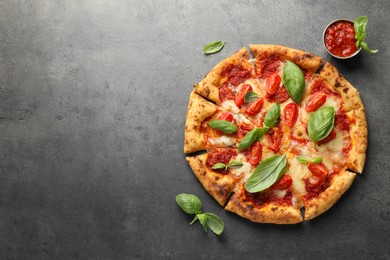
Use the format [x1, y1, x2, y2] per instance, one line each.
[186, 154, 234, 206]
[194, 47, 251, 104]
[304, 171, 356, 220]
[225, 185, 303, 224]
[346, 108, 368, 173]
[320, 62, 364, 112]
[249, 44, 323, 72]
[184, 91, 218, 154]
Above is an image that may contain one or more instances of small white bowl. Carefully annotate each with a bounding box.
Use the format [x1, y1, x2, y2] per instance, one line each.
[323, 19, 361, 59]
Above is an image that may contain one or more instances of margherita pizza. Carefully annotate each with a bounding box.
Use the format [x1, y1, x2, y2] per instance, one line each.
[184, 45, 367, 224]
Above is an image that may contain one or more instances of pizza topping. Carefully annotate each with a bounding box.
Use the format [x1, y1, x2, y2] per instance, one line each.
[308, 162, 329, 179]
[266, 73, 281, 95]
[217, 112, 234, 122]
[310, 79, 334, 95]
[317, 129, 337, 146]
[305, 92, 327, 112]
[246, 98, 264, 116]
[265, 84, 290, 103]
[219, 83, 235, 102]
[282, 61, 305, 103]
[238, 128, 266, 150]
[236, 122, 254, 140]
[271, 174, 293, 190]
[324, 20, 358, 57]
[235, 84, 252, 107]
[283, 102, 298, 127]
[206, 148, 237, 168]
[308, 106, 335, 147]
[245, 154, 287, 193]
[211, 160, 244, 170]
[208, 120, 237, 134]
[248, 142, 262, 166]
[229, 67, 250, 86]
[203, 41, 226, 55]
[266, 125, 283, 152]
[296, 156, 323, 164]
[258, 56, 281, 79]
[244, 91, 259, 103]
[263, 103, 281, 129]
[335, 111, 350, 131]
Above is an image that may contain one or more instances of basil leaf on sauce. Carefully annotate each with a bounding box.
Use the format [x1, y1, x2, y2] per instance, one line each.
[208, 120, 237, 134]
[308, 106, 335, 147]
[263, 103, 280, 129]
[311, 157, 323, 164]
[238, 128, 266, 150]
[245, 154, 287, 193]
[244, 91, 259, 103]
[203, 41, 226, 55]
[211, 163, 226, 170]
[283, 61, 305, 103]
[354, 16, 378, 54]
[228, 161, 244, 168]
[296, 156, 323, 164]
[296, 156, 311, 164]
[176, 193, 202, 214]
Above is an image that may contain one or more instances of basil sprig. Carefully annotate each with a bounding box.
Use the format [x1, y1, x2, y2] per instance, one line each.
[208, 120, 237, 134]
[308, 106, 335, 147]
[211, 160, 244, 170]
[283, 61, 305, 103]
[176, 193, 224, 236]
[244, 91, 259, 103]
[204, 41, 226, 55]
[237, 103, 280, 150]
[245, 154, 287, 193]
[354, 16, 378, 54]
[296, 156, 322, 164]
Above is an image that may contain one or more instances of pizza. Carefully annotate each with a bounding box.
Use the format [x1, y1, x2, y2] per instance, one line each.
[183, 45, 367, 224]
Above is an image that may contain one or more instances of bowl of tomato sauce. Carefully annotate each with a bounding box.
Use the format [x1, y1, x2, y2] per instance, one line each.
[323, 19, 361, 59]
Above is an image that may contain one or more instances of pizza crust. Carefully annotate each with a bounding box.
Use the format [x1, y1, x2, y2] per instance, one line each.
[186, 153, 235, 206]
[194, 47, 251, 104]
[304, 170, 356, 220]
[225, 185, 303, 224]
[249, 44, 323, 72]
[320, 62, 364, 112]
[346, 108, 368, 173]
[184, 91, 218, 154]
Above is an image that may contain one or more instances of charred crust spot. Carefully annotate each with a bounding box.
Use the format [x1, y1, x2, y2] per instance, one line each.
[247, 204, 254, 210]
[214, 176, 220, 181]
[205, 88, 210, 96]
[343, 87, 349, 93]
[304, 53, 314, 59]
[192, 125, 197, 130]
[271, 207, 277, 211]
[334, 81, 341, 88]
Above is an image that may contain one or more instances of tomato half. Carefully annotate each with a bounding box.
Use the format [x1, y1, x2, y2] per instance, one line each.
[283, 102, 298, 127]
[246, 98, 264, 116]
[248, 142, 262, 166]
[266, 74, 281, 95]
[235, 84, 252, 107]
[305, 92, 326, 112]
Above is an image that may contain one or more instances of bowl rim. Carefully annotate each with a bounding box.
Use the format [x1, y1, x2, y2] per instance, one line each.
[323, 18, 362, 59]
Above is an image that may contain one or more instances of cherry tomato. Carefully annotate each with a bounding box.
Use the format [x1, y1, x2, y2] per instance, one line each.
[246, 98, 264, 116]
[217, 112, 234, 122]
[272, 175, 293, 190]
[248, 142, 262, 166]
[236, 123, 254, 140]
[266, 74, 281, 95]
[266, 126, 283, 152]
[317, 129, 336, 146]
[308, 162, 328, 179]
[305, 92, 327, 112]
[283, 102, 298, 127]
[265, 85, 290, 103]
[235, 84, 252, 107]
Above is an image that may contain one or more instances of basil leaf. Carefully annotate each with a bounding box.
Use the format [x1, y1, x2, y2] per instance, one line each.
[175, 193, 202, 214]
[208, 120, 237, 134]
[296, 156, 311, 164]
[308, 106, 335, 146]
[283, 61, 305, 103]
[238, 128, 265, 150]
[244, 91, 259, 103]
[311, 157, 323, 164]
[211, 163, 226, 170]
[245, 154, 287, 193]
[354, 16, 378, 54]
[201, 213, 224, 236]
[228, 161, 244, 168]
[263, 103, 280, 129]
[204, 41, 226, 55]
[197, 214, 208, 232]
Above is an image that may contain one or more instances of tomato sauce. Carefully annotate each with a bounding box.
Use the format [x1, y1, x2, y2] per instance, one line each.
[324, 21, 358, 57]
[206, 148, 237, 169]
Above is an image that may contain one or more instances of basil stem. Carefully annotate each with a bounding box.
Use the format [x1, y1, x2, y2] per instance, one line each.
[354, 16, 378, 54]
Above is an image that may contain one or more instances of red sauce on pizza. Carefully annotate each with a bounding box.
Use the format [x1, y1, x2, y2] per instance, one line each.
[228, 66, 250, 86]
[335, 111, 350, 131]
[310, 79, 334, 95]
[265, 84, 290, 103]
[324, 21, 358, 57]
[206, 148, 237, 169]
[257, 56, 282, 79]
[219, 83, 235, 102]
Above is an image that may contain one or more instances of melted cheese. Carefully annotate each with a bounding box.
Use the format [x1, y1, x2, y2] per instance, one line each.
[208, 135, 235, 146]
[272, 189, 288, 198]
[221, 100, 240, 114]
[230, 153, 253, 182]
[233, 113, 252, 124]
[287, 155, 310, 195]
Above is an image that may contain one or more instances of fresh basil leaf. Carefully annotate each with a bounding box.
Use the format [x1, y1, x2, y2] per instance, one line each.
[263, 103, 280, 129]
[238, 128, 265, 150]
[296, 156, 311, 164]
[204, 41, 226, 55]
[244, 91, 259, 103]
[175, 193, 202, 214]
[308, 106, 335, 146]
[228, 161, 244, 168]
[245, 154, 287, 193]
[197, 213, 208, 232]
[201, 213, 224, 236]
[360, 41, 378, 54]
[208, 120, 237, 134]
[283, 61, 305, 103]
[211, 163, 226, 170]
[311, 157, 323, 164]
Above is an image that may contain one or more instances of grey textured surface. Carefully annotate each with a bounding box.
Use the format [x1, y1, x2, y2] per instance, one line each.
[0, 0, 389, 259]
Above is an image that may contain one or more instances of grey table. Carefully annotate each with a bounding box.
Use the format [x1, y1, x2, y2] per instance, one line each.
[1, 0, 389, 259]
